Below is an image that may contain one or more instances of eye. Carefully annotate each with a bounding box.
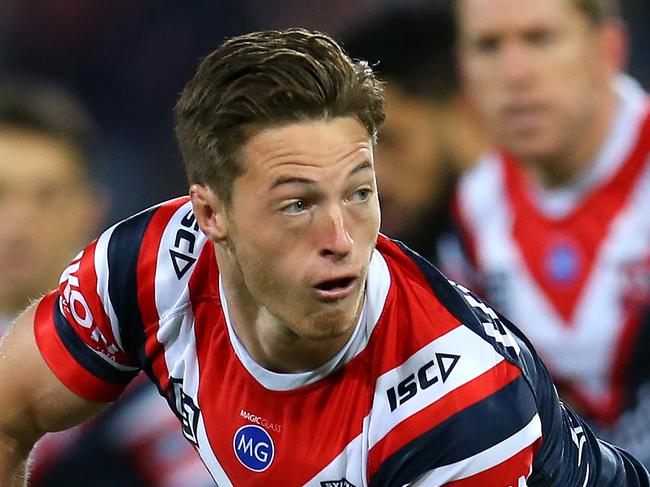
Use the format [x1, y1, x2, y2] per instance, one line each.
[348, 188, 373, 203]
[281, 200, 309, 215]
[525, 28, 555, 47]
[473, 35, 500, 55]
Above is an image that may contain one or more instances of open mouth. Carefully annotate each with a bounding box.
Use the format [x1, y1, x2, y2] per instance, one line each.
[313, 276, 357, 301]
[315, 277, 355, 291]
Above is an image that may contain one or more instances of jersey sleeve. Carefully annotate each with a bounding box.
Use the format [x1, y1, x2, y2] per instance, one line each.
[450, 281, 650, 486]
[33, 205, 160, 402]
[512, 318, 650, 486]
[34, 243, 138, 402]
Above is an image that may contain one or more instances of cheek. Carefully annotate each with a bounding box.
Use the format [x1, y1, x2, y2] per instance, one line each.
[237, 238, 304, 295]
[358, 199, 382, 240]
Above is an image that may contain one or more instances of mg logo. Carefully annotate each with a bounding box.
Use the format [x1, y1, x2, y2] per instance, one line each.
[233, 424, 275, 472]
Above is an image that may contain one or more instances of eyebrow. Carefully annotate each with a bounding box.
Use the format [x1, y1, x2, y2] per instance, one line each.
[270, 160, 373, 189]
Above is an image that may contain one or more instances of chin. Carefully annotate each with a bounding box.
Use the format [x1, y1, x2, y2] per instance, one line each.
[305, 306, 359, 341]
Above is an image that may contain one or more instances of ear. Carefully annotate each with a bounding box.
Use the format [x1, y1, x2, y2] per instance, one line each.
[189, 184, 229, 241]
[597, 19, 628, 78]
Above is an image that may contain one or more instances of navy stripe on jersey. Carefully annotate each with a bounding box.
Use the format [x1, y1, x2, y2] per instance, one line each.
[369, 375, 537, 487]
[106, 208, 158, 387]
[53, 297, 136, 385]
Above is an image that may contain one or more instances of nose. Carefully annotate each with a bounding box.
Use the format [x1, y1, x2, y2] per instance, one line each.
[318, 204, 353, 260]
[499, 42, 534, 88]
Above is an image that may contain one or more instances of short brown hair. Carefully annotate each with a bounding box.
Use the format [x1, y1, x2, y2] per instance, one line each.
[174, 28, 385, 204]
[0, 78, 96, 177]
[453, 0, 620, 27]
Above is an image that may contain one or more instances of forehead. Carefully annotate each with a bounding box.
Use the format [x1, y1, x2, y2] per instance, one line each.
[458, 0, 580, 36]
[0, 128, 83, 184]
[239, 117, 374, 181]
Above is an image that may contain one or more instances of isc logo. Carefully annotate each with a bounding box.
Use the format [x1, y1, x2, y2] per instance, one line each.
[169, 210, 201, 279]
[386, 353, 460, 412]
[233, 425, 275, 472]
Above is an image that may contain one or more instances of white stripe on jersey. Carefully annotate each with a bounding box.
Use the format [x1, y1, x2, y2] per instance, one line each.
[152, 202, 232, 486]
[160, 311, 234, 486]
[94, 223, 125, 353]
[302, 415, 371, 487]
[369, 325, 505, 449]
[407, 413, 541, 485]
[154, 200, 207, 319]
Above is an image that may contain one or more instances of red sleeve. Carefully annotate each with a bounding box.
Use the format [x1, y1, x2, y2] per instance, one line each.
[34, 291, 130, 402]
[34, 236, 140, 403]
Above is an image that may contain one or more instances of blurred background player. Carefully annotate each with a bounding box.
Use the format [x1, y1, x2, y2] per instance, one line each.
[0, 80, 104, 335]
[453, 0, 650, 465]
[0, 80, 214, 486]
[342, 4, 488, 269]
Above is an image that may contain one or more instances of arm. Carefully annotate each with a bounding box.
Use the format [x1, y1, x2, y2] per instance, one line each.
[0, 305, 108, 486]
[523, 339, 650, 486]
[449, 279, 650, 485]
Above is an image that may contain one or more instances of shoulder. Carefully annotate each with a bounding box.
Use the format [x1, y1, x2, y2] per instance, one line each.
[74, 196, 212, 334]
[370, 238, 544, 485]
[377, 236, 525, 363]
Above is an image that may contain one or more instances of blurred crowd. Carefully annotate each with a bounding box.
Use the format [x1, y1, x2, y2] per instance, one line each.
[1, 0, 650, 485]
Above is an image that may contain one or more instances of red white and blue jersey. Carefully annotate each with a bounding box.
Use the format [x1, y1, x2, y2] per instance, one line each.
[454, 76, 650, 466]
[34, 195, 648, 486]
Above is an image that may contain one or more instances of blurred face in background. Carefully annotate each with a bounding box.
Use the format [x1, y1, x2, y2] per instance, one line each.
[457, 0, 623, 181]
[0, 128, 102, 315]
[376, 85, 448, 239]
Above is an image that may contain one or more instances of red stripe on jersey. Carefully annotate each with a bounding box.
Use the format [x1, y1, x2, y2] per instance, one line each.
[442, 438, 540, 486]
[503, 108, 650, 324]
[57, 240, 132, 365]
[136, 197, 189, 394]
[370, 237, 465, 374]
[34, 291, 124, 402]
[367, 359, 522, 478]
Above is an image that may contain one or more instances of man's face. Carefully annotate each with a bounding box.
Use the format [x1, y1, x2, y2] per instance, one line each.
[0, 129, 99, 313]
[222, 117, 380, 341]
[458, 0, 613, 163]
[375, 85, 446, 238]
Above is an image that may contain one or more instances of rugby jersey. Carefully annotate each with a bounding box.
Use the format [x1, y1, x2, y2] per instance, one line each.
[34, 197, 648, 486]
[454, 76, 650, 466]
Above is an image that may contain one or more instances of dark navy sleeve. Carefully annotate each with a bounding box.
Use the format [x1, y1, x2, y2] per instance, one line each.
[450, 280, 650, 486]
[510, 317, 650, 486]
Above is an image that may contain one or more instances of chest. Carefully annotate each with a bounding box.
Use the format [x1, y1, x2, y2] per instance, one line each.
[463, 160, 650, 397]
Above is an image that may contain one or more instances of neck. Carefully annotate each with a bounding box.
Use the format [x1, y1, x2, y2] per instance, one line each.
[216, 244, 359, 373]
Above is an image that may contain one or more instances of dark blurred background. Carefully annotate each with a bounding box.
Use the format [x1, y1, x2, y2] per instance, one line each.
[1, 0, 647, 223]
